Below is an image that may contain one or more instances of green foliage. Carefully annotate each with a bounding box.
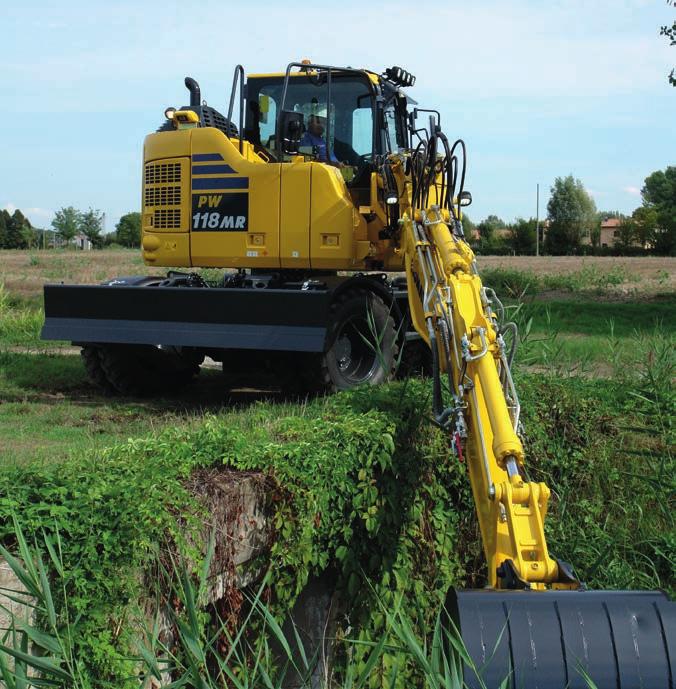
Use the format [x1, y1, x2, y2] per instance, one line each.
[115, 212, 141, 248]
[661, 0, 675, 86]
[1, 210, 32, 250]
[641, 166, 676, 255]
[517, 367, 674, 595]
[505, 217, 537, 255]
[0, 371, 672, 686]
[0, 210, 8, 248]
[474, 214, 508, 254]
[480, 264, 633, 298]
[546, 175, 597, 254]
[0, 284, 43, 347]
[79, 208, 105, 248]
[51, 207, 80, 244]
[0, 381, 468, 686]
[632, 205, 658, 248]
[613, 216, 637, 251]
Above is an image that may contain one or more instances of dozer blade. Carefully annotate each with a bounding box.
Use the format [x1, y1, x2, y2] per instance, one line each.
[446, 589, 675, 689]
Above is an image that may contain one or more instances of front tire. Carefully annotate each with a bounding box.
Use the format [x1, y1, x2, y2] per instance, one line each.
[321, 289, 398, 391]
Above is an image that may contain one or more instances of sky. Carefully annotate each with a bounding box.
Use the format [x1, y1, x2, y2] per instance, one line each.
[0, 0, 674, 232]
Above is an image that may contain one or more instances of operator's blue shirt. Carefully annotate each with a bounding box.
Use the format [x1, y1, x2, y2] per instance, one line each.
[300, 131, 338, 162]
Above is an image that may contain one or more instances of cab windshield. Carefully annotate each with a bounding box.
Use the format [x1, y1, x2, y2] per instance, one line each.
[245, 74, 375, 167]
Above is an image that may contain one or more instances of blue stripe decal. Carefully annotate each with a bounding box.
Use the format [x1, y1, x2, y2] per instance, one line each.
[192, 153, 224, 162]
[192, 164, 236, 175]
[192, 177, 249, 190]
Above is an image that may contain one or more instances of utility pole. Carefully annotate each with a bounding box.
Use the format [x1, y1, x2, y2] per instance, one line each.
[535, 183, 540, 257]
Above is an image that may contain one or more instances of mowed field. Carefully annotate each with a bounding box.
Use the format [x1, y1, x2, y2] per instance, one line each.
[1, 249, 674, 303]
[0, 249, 674, 464]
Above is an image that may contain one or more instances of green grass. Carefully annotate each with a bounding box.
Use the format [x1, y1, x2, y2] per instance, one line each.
[506, 297, 675, 372]
[481, 263, 643, 297]
[0, 351, 226, 465]
[521, 298, 674, 337]
[0, 373, 672, 687]
[0, 285, 45, 348]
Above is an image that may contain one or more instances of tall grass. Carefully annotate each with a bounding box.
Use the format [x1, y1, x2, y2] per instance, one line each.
[0, 284, 43, 348]
[0, 519, 500, 689]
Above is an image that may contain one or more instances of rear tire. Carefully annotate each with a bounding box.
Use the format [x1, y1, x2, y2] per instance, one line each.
[82, 344, 200, 396]
[81, 346, 114, 394]
[320, 289, 398, 392]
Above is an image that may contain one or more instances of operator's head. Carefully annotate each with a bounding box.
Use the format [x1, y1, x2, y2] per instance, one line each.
[307, 114, 325, 137]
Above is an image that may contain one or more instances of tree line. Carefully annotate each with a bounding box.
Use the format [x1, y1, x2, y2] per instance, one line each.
[0, 208, 141, 249]
[3, 166, 673, 255]
[467, 166, 675, 256]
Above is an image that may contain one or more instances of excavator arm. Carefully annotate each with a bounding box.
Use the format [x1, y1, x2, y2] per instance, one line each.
[387, 124, 675, 688]
[402, 204, 565, 590]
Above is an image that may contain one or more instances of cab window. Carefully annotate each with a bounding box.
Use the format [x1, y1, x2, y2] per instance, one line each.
[246, 74, 374, 169]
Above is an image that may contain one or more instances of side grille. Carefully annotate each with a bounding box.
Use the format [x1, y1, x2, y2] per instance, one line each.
[152, 209, 181, 229]
[144, 159, 186, 231]
[145, 162, 181, 184]
[144, 186, 181, 207]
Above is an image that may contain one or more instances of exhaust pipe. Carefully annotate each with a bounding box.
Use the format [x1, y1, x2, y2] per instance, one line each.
[184, 77, 201, 107]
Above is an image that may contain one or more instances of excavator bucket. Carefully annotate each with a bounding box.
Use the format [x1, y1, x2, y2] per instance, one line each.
[446, 589, 675, 689]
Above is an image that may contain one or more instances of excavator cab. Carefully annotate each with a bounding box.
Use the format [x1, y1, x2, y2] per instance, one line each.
[245, 63, 409, 205]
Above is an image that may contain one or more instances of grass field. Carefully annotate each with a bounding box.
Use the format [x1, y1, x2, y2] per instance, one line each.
[0, 249, 674, 463]
[0, 249, 673, 687]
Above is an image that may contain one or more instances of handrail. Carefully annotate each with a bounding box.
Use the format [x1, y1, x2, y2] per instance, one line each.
[227, 64, 245, 154]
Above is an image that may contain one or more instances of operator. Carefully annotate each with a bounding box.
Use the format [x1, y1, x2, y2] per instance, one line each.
[300, 114, 339, 164]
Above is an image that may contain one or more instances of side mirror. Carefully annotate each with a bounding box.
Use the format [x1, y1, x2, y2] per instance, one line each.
[279, 111, 304, 155]
[459, 191, 472, 207]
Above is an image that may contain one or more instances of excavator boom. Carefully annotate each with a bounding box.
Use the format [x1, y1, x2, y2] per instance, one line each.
[393, 121, 675, 686]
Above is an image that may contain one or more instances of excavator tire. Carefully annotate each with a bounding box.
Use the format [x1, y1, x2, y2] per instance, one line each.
[81, 345, 115, 395]
[85, 344, 200, 396]
[446, 588, 675, 689]
[320, 288, 398, 392]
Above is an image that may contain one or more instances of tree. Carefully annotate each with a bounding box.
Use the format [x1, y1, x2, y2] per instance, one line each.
[545, 175, 597, 254]
[590, 222, 601, 250]
[0, 210, 7, 249]
[614, 218, 636, 252]
[115, 212, 142, 247]
[506, 218, 537, 255]
[461, 213, 476, 239]
[632, 206, 658, 248]
[79, 208, 104, 248]
[4, 210, 30, 249]
[52, 206, 80, 245]
[662, 0, 675, 86]
[474, 214, 506, 253]
[642, 166, 676, 255]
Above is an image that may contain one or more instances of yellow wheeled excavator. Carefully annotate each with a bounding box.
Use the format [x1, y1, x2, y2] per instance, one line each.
[42, 61, 674, 687]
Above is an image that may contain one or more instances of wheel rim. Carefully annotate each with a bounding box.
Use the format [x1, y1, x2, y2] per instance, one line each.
[333, 315, 381, 384]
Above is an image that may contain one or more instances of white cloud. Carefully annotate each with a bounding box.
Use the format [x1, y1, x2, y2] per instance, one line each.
[623, 186, 641, 196]
[24, 207, 54, 218]
[3, 204, 54, 227]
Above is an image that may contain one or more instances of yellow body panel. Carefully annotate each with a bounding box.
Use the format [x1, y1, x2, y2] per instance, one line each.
[310, 164, 368, 270]
[142, 127, 367, 270]
[280, 162, 311, 267]
[189, 129, 281, 268]
[141, 231, 191, 266]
